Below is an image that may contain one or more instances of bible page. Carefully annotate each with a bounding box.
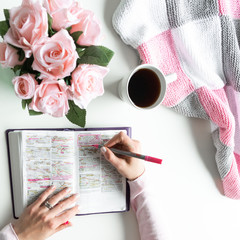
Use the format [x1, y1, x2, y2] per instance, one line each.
[75, 130, 127, 214]
[21, 131, 77, 207]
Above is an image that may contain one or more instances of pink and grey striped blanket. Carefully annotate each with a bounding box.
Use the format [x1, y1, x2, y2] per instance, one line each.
[113, 0, 240, 199]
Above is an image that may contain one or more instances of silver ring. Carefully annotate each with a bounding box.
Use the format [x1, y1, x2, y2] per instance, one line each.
[44, 200, 53, 210]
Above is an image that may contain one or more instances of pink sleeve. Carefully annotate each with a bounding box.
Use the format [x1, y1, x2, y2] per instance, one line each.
[0, 224, 19, 240]
[128, 172, 171, 240]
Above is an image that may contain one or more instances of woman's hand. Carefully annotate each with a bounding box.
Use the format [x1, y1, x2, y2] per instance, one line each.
[12, 186, 79, 240]
[102, 132, 145, 181]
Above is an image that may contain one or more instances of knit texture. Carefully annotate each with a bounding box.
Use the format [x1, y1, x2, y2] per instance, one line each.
[113, 0, 240, 199]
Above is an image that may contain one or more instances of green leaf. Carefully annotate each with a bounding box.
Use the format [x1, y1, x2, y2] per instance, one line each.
[28, 109, 43, 116]
[12, 65, 22, 74]
[4, 9, 10, 21]
[76, 47, 85, 58]
[66, 26, 72, 33]
[64, 76, 71, 86]
[22, 99, 32, 110]
[47, 13, 56, 37]
[4, 9, 10, 26]
[71, 31, 82, 44]
[19, 56, 41, 81]
[47, 13, 52, 27]
[35, 72, 41, 80]
[0, 21, 9, 37]
[17, 48, 25, 61]
[22, 100, 27, 110]
[77, 46, 114, 67]
[66, 100, 86, 127]
[20, 56, 34, 75]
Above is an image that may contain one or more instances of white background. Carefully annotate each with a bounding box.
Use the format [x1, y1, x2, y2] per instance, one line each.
[1, 0, 240, 240]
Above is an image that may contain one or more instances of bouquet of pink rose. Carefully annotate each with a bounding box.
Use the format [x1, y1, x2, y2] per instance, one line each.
[0, 0, 114, 127]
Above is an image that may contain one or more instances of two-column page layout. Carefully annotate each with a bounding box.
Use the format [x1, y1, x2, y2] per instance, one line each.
[7, 128, 130, 218]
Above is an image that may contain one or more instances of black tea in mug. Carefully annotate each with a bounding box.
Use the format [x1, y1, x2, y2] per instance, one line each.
[118, 64, 177, 109]
[128, 68, 161, 108]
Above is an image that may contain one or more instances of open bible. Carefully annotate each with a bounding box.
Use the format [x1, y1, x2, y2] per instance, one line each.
[6, 127, 130, 218]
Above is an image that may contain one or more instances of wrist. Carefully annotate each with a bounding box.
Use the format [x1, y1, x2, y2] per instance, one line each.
[127, 167, 145, 181]
[10, 223, 23, 240]
[12, 223, 28, 240]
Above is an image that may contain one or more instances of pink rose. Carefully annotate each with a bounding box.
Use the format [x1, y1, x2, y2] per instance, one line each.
[0, 42, 25, 68]
[69, 64, 109, 109]
[32, 29, 78, 80]
[70, 9, 102, 46]
[44, 1, 83, 31]
[43, 0, 73, 14]
[4, 0, 48, 58]
[12, 74, 37, 99]
[29, 79, 69, 117]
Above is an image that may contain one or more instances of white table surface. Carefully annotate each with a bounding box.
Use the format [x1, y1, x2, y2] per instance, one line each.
[1, 1, 240, 240]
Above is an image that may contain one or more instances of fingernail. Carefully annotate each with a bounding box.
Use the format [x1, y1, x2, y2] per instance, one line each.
[64, 221, 69, 225]
[50, 185, 56, 190]
[101, 147, 106, 153]
[65, 187, 71, 193]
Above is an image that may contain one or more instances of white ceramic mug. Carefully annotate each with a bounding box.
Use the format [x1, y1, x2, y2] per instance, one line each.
[118, 64, 177, 110]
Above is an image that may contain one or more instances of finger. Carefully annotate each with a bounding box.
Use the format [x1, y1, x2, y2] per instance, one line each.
[102, 147, 124, 169]
[44, 187, 72, 210]
[54, 221, 72, 233]
[33, 185, 56, 208]
[49, 193, 79, 216]
[105, 132, 131, 148]
[55, 205, 79, 226]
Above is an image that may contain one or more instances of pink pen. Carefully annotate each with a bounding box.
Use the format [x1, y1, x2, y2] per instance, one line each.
[92, 144, 162, 165]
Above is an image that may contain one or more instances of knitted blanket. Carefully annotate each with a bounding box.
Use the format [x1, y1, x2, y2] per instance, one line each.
[112, 0, 240, 199]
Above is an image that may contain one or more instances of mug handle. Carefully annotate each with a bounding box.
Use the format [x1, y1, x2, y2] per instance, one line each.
[165, 73, 177, 84]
